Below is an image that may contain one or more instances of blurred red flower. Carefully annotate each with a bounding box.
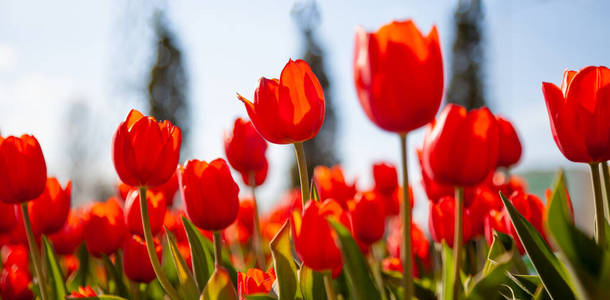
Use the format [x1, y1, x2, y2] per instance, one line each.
[123, 234, 162, 283]
[83, 197, 128, 257]
[124, 189, 166, 237]
[237, 268, 275, 300]
[28, 177, 71, 235]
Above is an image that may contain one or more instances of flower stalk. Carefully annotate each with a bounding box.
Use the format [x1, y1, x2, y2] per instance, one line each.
[250, 173, 266, 268]
[452, 186, 465, 300]
[294, 142, 310, 209]
[399, 133, 413, 300]
[21, 203, 49, 300]
[589, 163, 607, 248]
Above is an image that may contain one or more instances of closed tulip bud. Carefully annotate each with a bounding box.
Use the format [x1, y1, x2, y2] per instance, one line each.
[542, 66, 610, 162]
[48, 209, 85, 255]
[313, 165, 357, 208]
[179, 158, 240, 231]
[124, 189, 166, 236]
[238, 59, 325, 144]
[291, 199, 350, 272]
[112, 109, 182, 187]
[225, 118, 268, 175]
[0, 201, 17, 233]
[496, 116, 522, 168]
[69, 286, 97, 298]
[351, 191, 386, 244]
[84, 197, 128, 257]
[372, 162, 398, 195]
[1, 245, 29, 269]
[0, 135, 47, 204]
[237, 268, 276, 299]
[0, 265, 32, 300]
[28, 177, 71, 235]
[422, 104, 499, 186]
[123, 234, 162, 283]
[354, 20, 443, 134]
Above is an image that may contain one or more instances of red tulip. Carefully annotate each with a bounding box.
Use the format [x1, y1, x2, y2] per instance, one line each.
[372, 162, 398, 195]
[422, 104, 499, 186]
[225, 118, 268, 175]
[112, 109, 182, 187]
[237, 59, 325, 144]
[237, 268, 275, 300]
[0, 135, 47, 204]
[0, 265, 32, 300]
[239, 160, 268, 187]
[354, 20, 443, 133]
[64, 254, 79, 277]
[261, 189, 302, 241]
[484, 209, 508, 247]
[542, 66, 610, 163]
[313, 165, 357, 208]
[1, 244, 29, 269]
[123, 234, 162, 283]
[0, 201, 17, 233]
[506, 193, 546, 250]
[386, 220, 430, 277]
[225, 198, 255, 244]
[178, 158, 240, 231]
[496, 116, 522, 168]
[118, 170, 179, 207]
[124, 189, 166, 237]
[69, 286, 97, 298]
[28, 177, 71, 235]
[351, 191, 386, 244]
[83, 197, 128, 257]
[164, 210, 188, 243]
[382, 257, 403, 273]
[291, 199, 350, 272]
[48, 209, 85, 255]
[428, 196, 474, 247]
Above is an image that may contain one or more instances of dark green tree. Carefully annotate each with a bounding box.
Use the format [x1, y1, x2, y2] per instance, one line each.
[446, 0, 487, 109]
[148, 11, 190, 151]
[290, 1, 339, 187]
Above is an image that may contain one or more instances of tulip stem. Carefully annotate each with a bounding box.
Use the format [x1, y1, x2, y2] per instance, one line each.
[452, 186, 465, 300]
[213, 231, 223, 267]
[368, 249, 388, 300]
[138, 186, 180, 300]
[21, 203, 49, 300]
[294, 142, 310, 209]
[250, 173, 266, 268]
[399, 134, 413, 300]
[323, 272, 337, 300]
[600, 161, 610, 221]
[589, 163, 607, 248]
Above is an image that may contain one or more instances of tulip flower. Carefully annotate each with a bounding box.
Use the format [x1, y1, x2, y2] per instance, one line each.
[354, 20, 443, 134]
[239, 160, 268, 187]
[225, 118, 268, 176]
[225, 198, 255, 244]
[28, 177, 71, 235]
[179, 158, 240, 231]
[496, 116, 522, 168]
[237, 268, 276, 300]
[112, 109, 182, 187]
[350, 191, 386, 244]
[292, 199, 351, 272]
[163, 210, 188, 243]
[69, 286, 97, 298]
[428, 196, 475, 247]
[124, 189, 166, 237]
[123, 234, 162, 283]
[313, 165, 357, 208]
[0, 265, 33, 300]
[48, 209, 85, 255]
[83, 197, 128, 257]
[386, 220, 431, 278]
[1, 245, 29, 269]
[0, 135, 47, 204]
[0, 201, 16, 233]
[372, 162, 398, 195]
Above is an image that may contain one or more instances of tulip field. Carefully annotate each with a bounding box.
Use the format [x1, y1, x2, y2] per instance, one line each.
[2, 17, 610, 300]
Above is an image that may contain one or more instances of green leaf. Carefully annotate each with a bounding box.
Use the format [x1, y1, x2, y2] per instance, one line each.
[67, 244, 90, 291]
[298, 266, 326, 300]
[42, 236, 68, 300]
[183, 216, 215, 291]
[310, 180, 319, 202]
[245, 294, 277, 300]
[465, 252, 512, 300]
[165, 228, 200, 300]
[483, 231, 528, 275]
[101, 253, 129, 298]
[499, 191, 575, 300]
[441, 242, 455, 300]
[66, 296, 129, 300]
[201, 267, 238, 300]
[269, 220, 298, 300]
[327, 219, 382, 300]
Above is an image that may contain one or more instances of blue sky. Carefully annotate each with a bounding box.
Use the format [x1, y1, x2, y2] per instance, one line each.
[1, 0, 609, 225]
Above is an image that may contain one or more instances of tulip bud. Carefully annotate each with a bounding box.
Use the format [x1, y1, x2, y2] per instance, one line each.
[225, 118, 268, 175]
[496, 116, 522, 168]
[0, 135, 47, 204]
[124, 188, 166, 237]
[123, 234, 162, 283]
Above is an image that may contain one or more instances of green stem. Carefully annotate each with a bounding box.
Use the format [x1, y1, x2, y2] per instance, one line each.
[368, 252, 388, 300]
[250, 173, 266, 268]
[213, 231, 223, 267]
[399, 134, 413, 300]
[21, 203, 49, 300]
[294, 142, 310, 210]
[452, 186, 465, 300]
[600, 161, 610, 221]
[323, 272, 337, 300]
[130, 281, 140, 300]
[138, 186, 180, 300]
[589, 163, 607, 248]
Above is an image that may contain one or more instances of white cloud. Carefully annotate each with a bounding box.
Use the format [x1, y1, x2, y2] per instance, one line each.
[0, 44, 17, 71]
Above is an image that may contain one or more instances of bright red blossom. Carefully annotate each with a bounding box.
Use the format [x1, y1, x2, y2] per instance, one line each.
[0, 265, 33, 300]
[0, 134, 47, 204]
[350, 191, 386, 244]
[496, 116, 522, 168]
[372, 162, 398, 195]
[123, 234, 162, 283]
[49, 209, 85, 255]
[238, 59, 325, 144]
[69, 286, 97, 298]
[237, 268, 276, 299]
[28, 177, 71, 235]
[83, 197, 128, 257]
[354, 19, 443, 133]
[225, 118, 268, 175]
[313, 165, 357, 208]
[124, 189, 166, 237]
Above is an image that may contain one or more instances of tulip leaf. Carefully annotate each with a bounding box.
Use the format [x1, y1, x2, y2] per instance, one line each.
[465, 252, 512, 300]
[67, 244, 91, 291]
[201, 267, 238, 300]
[484, 231, 528, 276]
[42, 236, 68, 300]
[65, 296, 129, 300]
[499, 191, 575, 300]
[546, 170, 610, 299]
[380, 271, 437, 300]
[441, 242, 455, 300]
[101, 253, 129, 298]
[245, 294, 277, 300]
[269, 220, 298, 300]
[327, 218, 382, 300]
[298, 266, 326, 300]
[165, 228, 200, 300]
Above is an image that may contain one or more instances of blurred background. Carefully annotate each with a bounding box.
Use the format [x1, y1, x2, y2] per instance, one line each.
[1, 0, 608, 233]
